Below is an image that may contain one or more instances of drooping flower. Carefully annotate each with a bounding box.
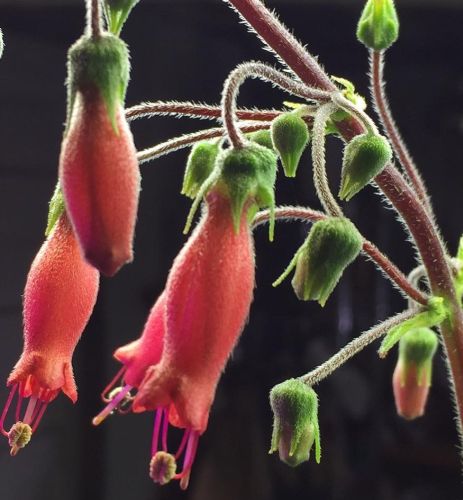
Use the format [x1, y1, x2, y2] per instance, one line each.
[0, 214, 99, 455]
[59, 34, 140, 276]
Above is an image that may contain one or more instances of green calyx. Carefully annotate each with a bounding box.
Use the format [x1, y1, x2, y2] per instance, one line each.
[357, 0, 399, 51]
[247, 129, 274, 151]
[398, 328, 438, 386]
[274, 217, 363, 306]
[67, 33, 130, 131]
[45, 183, 65, 236]
[215, 143, 278, 240]
[271, 113, 310, 178]
[182, 141, 219, 199]
[270, 379, 321, 466]
[339, 133, 392, 201]
[104, 0, 140, 36]
[379, 296, 448, 357]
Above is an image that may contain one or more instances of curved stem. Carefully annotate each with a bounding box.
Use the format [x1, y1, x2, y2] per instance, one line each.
[137, 122, 271, 163]
[370, 50, 433, 215]
[87, 0, 102, 39]
[312, 103, 344, 217]
[301, 309, 418, 386]
[253, 206, 427, 305]
[331, 92, 378, 135]
[221, 61, 331, 148]
[125, 101, 282, 123]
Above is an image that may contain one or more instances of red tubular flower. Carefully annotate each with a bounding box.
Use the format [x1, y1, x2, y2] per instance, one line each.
[0, 214, 99, 454]
[133, 190, 255, 488]
[59, 89, 140, 276]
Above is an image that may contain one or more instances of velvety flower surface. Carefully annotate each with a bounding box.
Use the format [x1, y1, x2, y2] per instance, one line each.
[59, 89, 140, 276]
[1, 214, 99, 454]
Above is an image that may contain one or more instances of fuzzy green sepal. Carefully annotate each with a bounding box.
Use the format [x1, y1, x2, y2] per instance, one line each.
[45, 183, 65, 236]
[67, 33, 130, 131]
[339, 133, 392, 201]
[357, 0, 399, 51]
[271, 113, 309, 178]
[247, 129, 274, 151]
[270, 379, 321, 466]
[182, 142, 219, 199]
[104, 0, 140, 36]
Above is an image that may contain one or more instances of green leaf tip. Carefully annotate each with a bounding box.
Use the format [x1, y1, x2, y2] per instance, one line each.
[104, 0, 140, 36]
[339, 133, 392, 201]
[67, 33, 130, 132]
[289, 218, 363, 306]
[45, 184, 66, 236]
[379, 297, 447, 358]
[357, 0, 399, 51]
[270, 379, 320, 467]
[271, 113, 310, 178]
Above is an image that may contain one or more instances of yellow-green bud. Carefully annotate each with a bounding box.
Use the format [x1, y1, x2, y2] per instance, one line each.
[357, 0, 399, 51]
[247, 129, 274, 151]
[216, 143, 277, 239]
[292, 218, 363, 306]
[182, 142, 219, 199]
[271, 113, 310, 178]
[270, 379, 321, 467]
[339, 133, 392, 201]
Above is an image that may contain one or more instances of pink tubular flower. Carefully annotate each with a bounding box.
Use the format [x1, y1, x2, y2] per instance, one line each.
[392, 360, 430, 420]
[0, 214, 99, 454]
[59, 89, 140, 277]
[135, 189, 255, 488]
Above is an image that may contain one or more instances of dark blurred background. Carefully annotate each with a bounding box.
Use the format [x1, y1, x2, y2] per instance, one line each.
[0, 1, 463, 499]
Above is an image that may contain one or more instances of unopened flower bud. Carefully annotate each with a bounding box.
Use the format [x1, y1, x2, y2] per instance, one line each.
[393, 327, 438, 420]
[217, 143, 277, 239]
[291, 217, 363, 306]
[182, 142, 219, 199]
[271, 113, 309, 178]
[357, 0, 399, 51]
[269, 379, 321, 467]
[149, 451, 177, 485]
[247, 129, 274, 151]
[339, 133, 392, 201]
[104, 0, 140, 36]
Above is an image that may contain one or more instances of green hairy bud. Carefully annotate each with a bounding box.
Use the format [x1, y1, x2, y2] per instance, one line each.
[67, 34, 130, 130]
[276, 218, 362, 306]
[104, 0, 140, 36]
[182, 142, 219, 199]
[271, 113, 310, 178]
[357, 0, 399, 51]
[270, 379, 321, 467]
[247, 129, 274, 151]
[217, 143, 278, 240]
[339, 133, 392, 201]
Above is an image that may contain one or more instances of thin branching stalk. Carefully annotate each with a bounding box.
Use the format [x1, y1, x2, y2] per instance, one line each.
[370, 50, 433, 214]
[301, 309, 419, 386]
[311, 103, 344, 217]
[331, 92, 378, 135]
[87, 0, 102, 38]
[221, 61, 331, 148]
[126, 101, 281, 123]
[254, 206, 427, 305]
[137, 122, 271, 163]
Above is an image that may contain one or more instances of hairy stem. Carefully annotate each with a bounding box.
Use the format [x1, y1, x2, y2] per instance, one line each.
[137, 122, 271, 163]
[370, 50, 433, 214]
[253, 206, 427, 305]
[87, 0, 102, 38]
[301, 309, 418, 386]
[311, 103, 344, 217]
[221, 61, 331, 148]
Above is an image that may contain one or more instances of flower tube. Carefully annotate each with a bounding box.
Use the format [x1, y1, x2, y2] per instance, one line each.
[0, 214, 99, 455]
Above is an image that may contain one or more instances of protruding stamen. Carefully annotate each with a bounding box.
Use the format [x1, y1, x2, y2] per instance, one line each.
[175, 429, 191, 460]
[92, 384, 133, 426]
[0, 385, 18, 436]
[23, 396, 38, 425]
[175, 431, 200, 490]
[149, 451, 177, 485]
[101, 367, 127, 403]
[8, 422, 32, 456]
[151, 408, 163, 455]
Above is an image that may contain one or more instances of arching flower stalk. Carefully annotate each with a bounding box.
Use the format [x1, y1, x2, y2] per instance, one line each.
[0, 214, 99, 455]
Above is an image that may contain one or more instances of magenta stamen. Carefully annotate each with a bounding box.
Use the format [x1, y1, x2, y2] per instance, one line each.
[23, 397, 38, 425]
[31, 402, 48, 433]
[101, 366, 127, 403]
[92, 384, 133, 426]
[161, 408, 169, 452]
[0, 385, 18, 436]
[15, 390, 23, 423]
[151, 409, 163, 455]
[175, 429, 191, 460]
[182, 431, 199, 473]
